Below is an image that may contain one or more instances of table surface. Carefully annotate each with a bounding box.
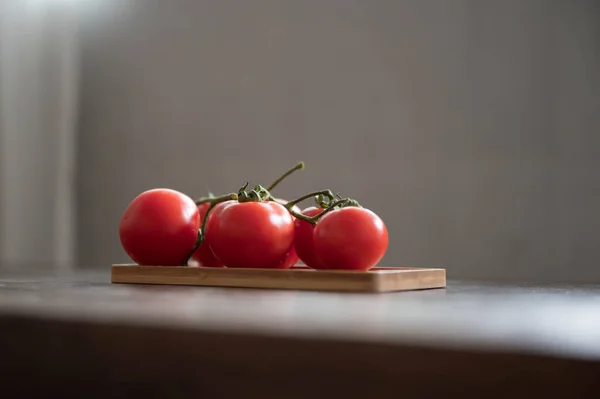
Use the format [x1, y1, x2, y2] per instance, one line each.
[2, 265, 600, 397]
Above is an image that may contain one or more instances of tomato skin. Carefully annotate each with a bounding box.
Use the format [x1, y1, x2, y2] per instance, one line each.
[275, 198, 301, 269]
[205, 201, 294, 269]
[278, 246, 300, 269]
[313, 207, 388, 271]
[191, 202, 225, 267]
[119, 189, 200, 266]
[294, 207, 326, 269]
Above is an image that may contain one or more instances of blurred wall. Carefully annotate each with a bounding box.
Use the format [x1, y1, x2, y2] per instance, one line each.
[78, 0, 600, 283]
[0, 1, 78, 268]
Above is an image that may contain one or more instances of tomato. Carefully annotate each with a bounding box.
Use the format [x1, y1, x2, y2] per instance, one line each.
[205, 201, 294, 268]
[191, 202, 225, 267]
[313, 207, 388, 271]
[279, 246, 299, 269]
[294, 207, 326, 269]
[194, 197, 291, 268]
[274, 198, 301, 269]
[119, 189, 200, 266]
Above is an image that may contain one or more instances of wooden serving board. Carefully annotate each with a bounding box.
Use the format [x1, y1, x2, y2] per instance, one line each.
[111, 265, 446, 293]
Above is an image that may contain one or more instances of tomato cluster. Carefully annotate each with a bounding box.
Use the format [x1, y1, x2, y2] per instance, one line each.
[119, 162, 388, 271]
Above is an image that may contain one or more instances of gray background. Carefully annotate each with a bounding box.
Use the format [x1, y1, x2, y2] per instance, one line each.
[77, 0, 599, 283]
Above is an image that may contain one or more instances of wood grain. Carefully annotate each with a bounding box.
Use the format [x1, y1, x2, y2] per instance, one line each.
[111, 264, 446, 292]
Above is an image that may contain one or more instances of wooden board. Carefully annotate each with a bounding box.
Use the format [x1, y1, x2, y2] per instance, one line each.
[111, 265, 446, 293]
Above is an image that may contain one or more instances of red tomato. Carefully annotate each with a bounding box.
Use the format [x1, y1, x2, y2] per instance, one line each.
[191, 202, 225, 267]
[279, 246, 300, 269]
[275, 198, 301, 269]
[294, 206, 326, 269]
[313, 207, 388, 271]
[205, 201, 294, 268]
[119, 189, 200, 266]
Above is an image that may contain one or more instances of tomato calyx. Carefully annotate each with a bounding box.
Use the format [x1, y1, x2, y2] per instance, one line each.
[235, 161, 306, 204]
[297, 198, 357, 224]
[285, 190, 335, 210]
[237, 182, 273, 203]
[338, 198, 361, 208]
[282, 190, 361, 225]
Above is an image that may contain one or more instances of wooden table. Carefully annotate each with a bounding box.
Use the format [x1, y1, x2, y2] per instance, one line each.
[1, 265, 600, 398]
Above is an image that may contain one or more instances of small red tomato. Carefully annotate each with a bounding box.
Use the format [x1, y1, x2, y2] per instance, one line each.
[275, 198, 301, 269]
[119, 189, 200, 266]
[191, 202, 225, 267]
[294, 206, 326, 269]
[205, 201, 294, 268]
[313, 207, 388, 271]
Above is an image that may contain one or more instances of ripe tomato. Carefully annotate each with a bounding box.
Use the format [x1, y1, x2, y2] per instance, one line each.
[294, 206, 326, 269]
[119, 189, 200, 266]
[313, 207, 388, 271]
[205, 201, 294, 268]
[275, 198, 301, 269]
[191, 202, 225, 267]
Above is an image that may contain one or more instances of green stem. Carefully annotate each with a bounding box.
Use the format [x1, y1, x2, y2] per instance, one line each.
[277, 195, 350, 225]
[184, 192, 238, 265]
[285, 189, 335, 209]
[267, 161, 305, 192]
[195, 191, 218, 206]
[183, 230, 203, 266]
[237, 183, 272, 203]
[195, 197, 211, 206]
[315, 193, 335, 209]
[306, 198, 351, 224]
